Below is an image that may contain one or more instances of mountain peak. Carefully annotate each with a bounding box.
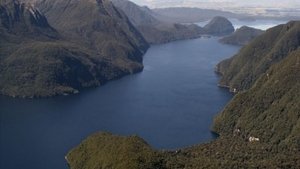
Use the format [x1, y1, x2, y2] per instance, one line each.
[203, 16, 234, 36]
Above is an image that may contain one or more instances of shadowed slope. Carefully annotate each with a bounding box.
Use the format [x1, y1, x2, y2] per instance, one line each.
[0, 0, 149, 97]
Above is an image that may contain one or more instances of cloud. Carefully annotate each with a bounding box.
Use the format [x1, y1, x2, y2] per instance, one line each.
[130, 0, 300, 9]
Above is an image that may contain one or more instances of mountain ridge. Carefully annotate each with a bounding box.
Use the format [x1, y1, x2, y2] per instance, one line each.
[0, 0, 149, 98]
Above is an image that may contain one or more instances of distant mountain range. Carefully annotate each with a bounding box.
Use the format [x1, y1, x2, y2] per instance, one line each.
[152, 7, 300, 23]
[111, 0, 204, 44]
[112, 0, 237, 43]
[131, 0, 300, 18]
[132, 0, 300, 9]
[153, 7, 241, 23]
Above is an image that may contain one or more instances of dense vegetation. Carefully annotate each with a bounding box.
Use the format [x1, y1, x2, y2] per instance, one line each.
[214, 49, 300, 148]
[216, 21, 300, 92]
[67, 21, 300, 169]
[0, 0, 148, 98]
[220, 26, 264, 46]
[67, 133, 300, 169]
[67, 133, 165, 169]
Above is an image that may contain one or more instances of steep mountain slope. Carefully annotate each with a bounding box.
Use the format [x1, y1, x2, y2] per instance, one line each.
[33, 0, 148, 63]
[216, 21, 300, 92]
[111, 0, 204, 44]
[214, 49, 300, 148]
[220, 26, 264, 46]
[0, 0, 148, 98]
[203, 16, 234, 36]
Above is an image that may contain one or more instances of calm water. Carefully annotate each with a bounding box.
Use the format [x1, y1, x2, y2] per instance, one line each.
[0, 37, 239, 169]
[197, 19, 288, 30]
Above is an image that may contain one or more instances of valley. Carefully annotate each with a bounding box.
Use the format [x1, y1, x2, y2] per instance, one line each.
[0, 0, 299, 169]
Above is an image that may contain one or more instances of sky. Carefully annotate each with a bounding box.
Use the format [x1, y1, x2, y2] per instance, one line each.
[130, 0, 300, 9]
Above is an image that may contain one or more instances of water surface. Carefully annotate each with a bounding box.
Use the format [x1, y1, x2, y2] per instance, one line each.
[197, 19, 288, 30]
[0, 37, 239, 169]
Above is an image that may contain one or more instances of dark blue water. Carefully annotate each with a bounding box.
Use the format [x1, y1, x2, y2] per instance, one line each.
[0, 37, 239, 169]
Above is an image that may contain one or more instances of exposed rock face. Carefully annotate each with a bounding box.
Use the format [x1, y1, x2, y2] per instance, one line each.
[0, 0, 58, 38]
[111, 0, 204, 44]
[220, 26, 264, 46]
[0, 0, 149, 98]
[203, 16, 235, 36]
